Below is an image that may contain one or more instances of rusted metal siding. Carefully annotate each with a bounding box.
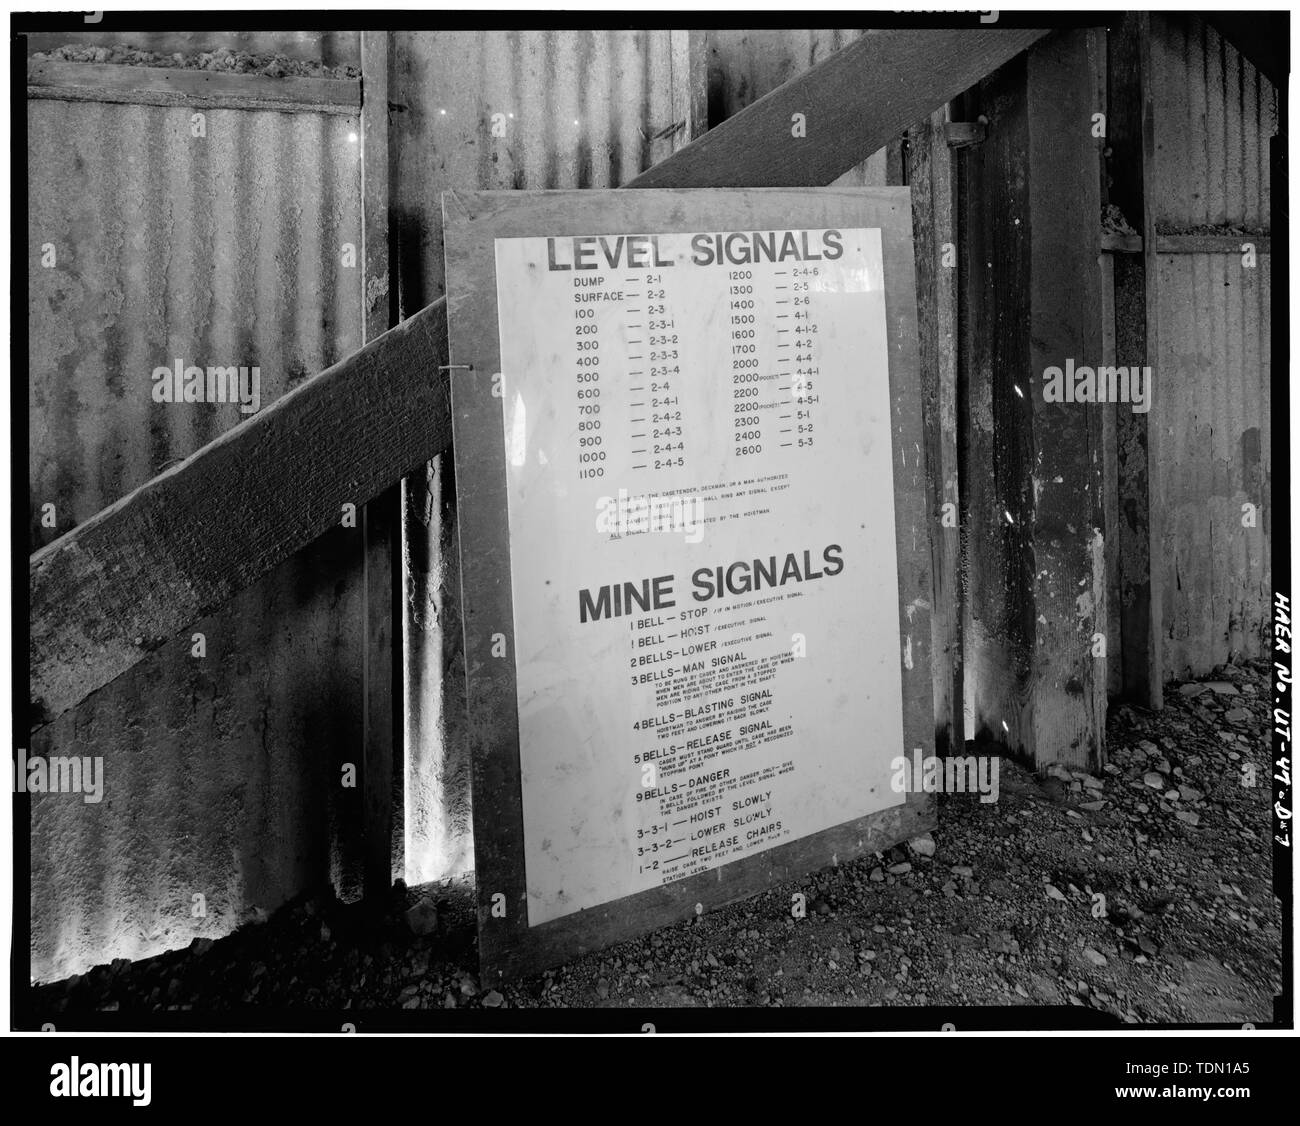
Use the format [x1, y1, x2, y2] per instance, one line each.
[1147, 16, 1274, 676]
[28, 94, 366, 982]
[391, 29, 699, 884]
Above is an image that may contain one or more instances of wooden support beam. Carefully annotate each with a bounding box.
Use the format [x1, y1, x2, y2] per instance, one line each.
[1154, 234, 1271, 255]
[909, 108, 964, 756]
[360, 30, 398, 905]
[27, 59, 361, 115]
[1024, 31, 1108, 766]
[630, 27, 1049, 188]
[961, 30, 1107, 768]
[1103, 233, 1273, 255]
[1108, 13, 1163, 710]
[1100, 231, 1144, 253]
[31, 27, 1052, 730]
[675, 28, 710, 142]
[28, 299, 449, 733]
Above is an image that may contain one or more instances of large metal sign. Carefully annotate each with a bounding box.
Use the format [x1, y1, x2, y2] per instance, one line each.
[443, 188, 934, 981]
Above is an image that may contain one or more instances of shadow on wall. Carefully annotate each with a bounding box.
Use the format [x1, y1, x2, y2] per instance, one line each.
[30, 535, 364, 984]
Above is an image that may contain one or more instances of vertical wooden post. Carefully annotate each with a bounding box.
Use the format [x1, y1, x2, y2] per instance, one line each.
[1107, 13, 1164, 709]
[1023, 30, 1108, 767]
[961, 30, 1108, 769]
[676, 29, 710, 142]
[360, 30, 398, 904]
[908, 108, 964, 756]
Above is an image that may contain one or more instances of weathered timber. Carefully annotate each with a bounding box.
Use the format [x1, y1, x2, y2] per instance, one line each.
[1022, 30, 1109, 766]
[631, 27, 1049, 188]
[1108, 14, 1163, 709]
[27, 59, 361, 115]
[29, 299, 449, 732]
[962, 31, 1107, 767]
[909, 108, 964, 756]
[1155, 234, 1271, 255]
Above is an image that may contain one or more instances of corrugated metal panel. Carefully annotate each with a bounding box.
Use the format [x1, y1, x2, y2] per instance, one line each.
[1153, 252, 1271, 676]
[28, 97, 365, 982]
[391, 29, 697, 884]
[1147, 16, 1274, 676]
[1149, 16, 1274, 231]
[705, 29, 898, 186]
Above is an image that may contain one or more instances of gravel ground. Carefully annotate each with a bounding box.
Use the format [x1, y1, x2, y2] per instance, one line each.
[33, 660, 1282, 1025]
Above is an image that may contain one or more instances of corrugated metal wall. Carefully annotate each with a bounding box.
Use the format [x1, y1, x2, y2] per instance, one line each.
[705, 29, 902, 187]
[28, 88, 365, 981]
[1148, 15, 1274, 677]
[391, 29, 699, 885]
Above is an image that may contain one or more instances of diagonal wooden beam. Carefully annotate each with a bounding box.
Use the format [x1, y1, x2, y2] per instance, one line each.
[29, 300, 449, 732]
[631, 26, 1051, 188]
[30, 26, 1051, 731]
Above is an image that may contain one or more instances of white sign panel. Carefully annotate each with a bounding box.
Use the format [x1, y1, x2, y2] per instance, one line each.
[493, 227, 906, 926]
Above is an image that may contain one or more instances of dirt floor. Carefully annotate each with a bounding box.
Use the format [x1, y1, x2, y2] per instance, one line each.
[33, 659, 1283, 1026]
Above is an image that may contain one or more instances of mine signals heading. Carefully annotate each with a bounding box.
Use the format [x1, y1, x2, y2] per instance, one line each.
[578, 544, 845, 623]
[546, 229, 845, 271]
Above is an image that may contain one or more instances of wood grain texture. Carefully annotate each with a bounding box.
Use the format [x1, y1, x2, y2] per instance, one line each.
[961, 31, 1107, 767]
[1108, 14, 1163, 709]
[1155, 235, 1271, 254]
[29, 299, 450, 732]
[1023, 30, 1108, 765]
[27, 59, 361, 115]
[909, 109, 963, 756]
[959, 54, 1034, 754]
[630, 28, 1050, 189]
[442, 187, 934, 982]
[1101, 232, 1144, 253]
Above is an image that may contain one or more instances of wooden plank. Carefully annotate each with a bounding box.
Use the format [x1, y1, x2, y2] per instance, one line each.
[1022, 30, 1108, 765]
[1108, 13, 1163, 709]
[944, 120, 987, 148]
[28, 299, 449, 733]
[1100, 232, 1144, 253]
[908, 108, 963, 756]
[1099, 251, 1122, 698]
[1155, 234, 1271, 254]
[674, 28, 710, 142]
[959, 56, 1033, 755]
[360, 30, 398, 905]
[27, 59, 361, 115]
[961, 32, 1107, 767]
[631, 28, 1050, 188]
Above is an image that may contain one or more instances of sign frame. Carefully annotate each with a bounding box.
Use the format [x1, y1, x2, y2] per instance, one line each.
[442, 187, 935, 983]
